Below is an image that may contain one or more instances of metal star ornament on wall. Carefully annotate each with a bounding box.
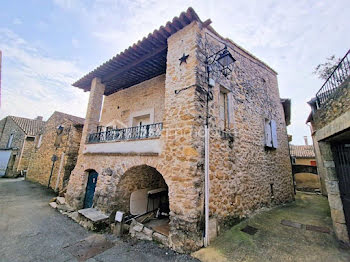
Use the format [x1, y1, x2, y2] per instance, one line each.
[179, 53, 189, 65]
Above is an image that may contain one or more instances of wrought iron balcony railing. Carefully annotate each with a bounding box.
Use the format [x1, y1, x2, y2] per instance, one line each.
[316, 49, 350, 108]
[87, 123, 163, 143]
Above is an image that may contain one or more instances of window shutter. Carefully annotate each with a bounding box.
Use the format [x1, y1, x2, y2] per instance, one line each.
[264, 119, 272, 147]
[271, 119, 278, 148]
[227, 93, 233, 128]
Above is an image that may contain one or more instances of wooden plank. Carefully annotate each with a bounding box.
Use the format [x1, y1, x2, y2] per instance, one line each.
[102, 46, 167, 83]
[153, 223, 170, 236]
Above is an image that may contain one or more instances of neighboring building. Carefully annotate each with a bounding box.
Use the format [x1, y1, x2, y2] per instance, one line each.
[290, 141, 320, 192]
[307, 49, 350, 245]
[0, 50, 2, 107]
[65, 7, 293, 252]
[0, 115, 44, 177]
[27, 111, 84, 192]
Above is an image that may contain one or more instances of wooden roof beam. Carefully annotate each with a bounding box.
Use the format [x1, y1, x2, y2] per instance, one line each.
[102, 45, 167, 83]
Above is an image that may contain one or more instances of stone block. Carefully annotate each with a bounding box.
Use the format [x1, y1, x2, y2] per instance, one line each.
[68, 211, 80, 222]
[324, 161, 335, 168]
[334, 222, 350, 243]
[328, 194, 343, 210]
[78, 208, 109, 222]
[133, 222, 144, 232]
[142, 226, 153, 237]
[331, 208, 346, 224]
[325, 180, 340, 194]
[56, 197, 66, 205]
[135, 231, 152, 241]
[209, 218, 218, 241]
[324, 167, 338, 181]
[153, 232, 169, 246]
[49, 202, 58, 209]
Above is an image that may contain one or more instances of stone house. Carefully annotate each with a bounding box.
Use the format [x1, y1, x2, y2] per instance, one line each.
[0, 115, 44, 177]
[307, 49, 350, 246]
[26, 111, 84, 192]
[65, 7, 294, 252]
[290, 143, 320, 191]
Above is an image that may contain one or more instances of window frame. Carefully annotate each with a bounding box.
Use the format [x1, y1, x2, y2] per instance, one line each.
[7, 134, 14, 148]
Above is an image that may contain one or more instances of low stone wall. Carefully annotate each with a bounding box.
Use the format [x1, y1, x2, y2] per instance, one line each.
[313, 78, 350, 131]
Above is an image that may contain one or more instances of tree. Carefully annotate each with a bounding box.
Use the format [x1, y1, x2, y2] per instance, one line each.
[313, 55, 341, 81]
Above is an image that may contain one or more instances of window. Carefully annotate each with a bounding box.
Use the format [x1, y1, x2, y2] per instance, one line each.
[96, 126, 103, 133]
[132, 114, 151, 127]
[265, 119, 278, 149]
[291, 157, 296, 164]
[106, 126, 113, 131]
[7, 134, 14, 148]
[219, 90, 228, 129]
[37, 134, 43, 148]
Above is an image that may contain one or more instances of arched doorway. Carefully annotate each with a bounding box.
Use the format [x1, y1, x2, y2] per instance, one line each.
[83, 170, 99, 208]
[115, 165, 170, 235]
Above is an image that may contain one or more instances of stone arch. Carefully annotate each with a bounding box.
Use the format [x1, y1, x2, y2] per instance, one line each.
[113, 164, 169, 214]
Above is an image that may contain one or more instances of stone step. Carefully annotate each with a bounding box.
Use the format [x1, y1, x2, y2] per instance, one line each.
[77, 208, 110, 231]
[78, 208, 109, 222]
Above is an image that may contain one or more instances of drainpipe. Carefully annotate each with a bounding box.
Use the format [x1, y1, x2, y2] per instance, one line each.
[204, 125, 210, 247]
[48, 154, 57, 188]
[54, 152, 65, 192]
[204, 60, 211, 247]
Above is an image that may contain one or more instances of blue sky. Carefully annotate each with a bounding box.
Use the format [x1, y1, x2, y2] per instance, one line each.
[0, 0, 349, 145]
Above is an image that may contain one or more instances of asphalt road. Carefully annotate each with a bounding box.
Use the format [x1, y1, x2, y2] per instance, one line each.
[0, 178, 198, 262]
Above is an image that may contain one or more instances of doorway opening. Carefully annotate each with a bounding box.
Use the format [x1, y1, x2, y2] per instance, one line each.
[83, 170, 99, 209]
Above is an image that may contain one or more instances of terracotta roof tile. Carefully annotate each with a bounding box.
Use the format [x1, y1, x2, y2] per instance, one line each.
[10, 116, 45, 136]
[290, 145, 315, 158]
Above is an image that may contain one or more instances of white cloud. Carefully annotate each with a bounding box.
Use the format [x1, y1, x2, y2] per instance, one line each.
[0, 28, 88, 121]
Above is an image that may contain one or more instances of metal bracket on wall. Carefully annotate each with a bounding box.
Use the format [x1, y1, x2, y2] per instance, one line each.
[174, 84, 197, 95]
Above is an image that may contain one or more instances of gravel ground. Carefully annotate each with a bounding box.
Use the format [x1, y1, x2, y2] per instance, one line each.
[0, 178, 198, 262]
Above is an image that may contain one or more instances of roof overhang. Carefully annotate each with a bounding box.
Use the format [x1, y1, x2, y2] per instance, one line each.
[73, 7, 201, 96]
[281, 98, 291, 126]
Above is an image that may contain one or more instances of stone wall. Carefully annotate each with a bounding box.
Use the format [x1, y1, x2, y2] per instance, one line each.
[17, 137, 36, 172]
[27, 113, 83, 191]
[194, 27, 294, 222]
[309, 78, 350, 244]
[0, 117, 26, 177]
[66, 21, 293, 253]
[100, 74, 165, 128]
[313, 79, 350, 131]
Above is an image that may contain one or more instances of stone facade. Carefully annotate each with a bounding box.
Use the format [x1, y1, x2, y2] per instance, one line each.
[100, 75, 165, 128]
[308, 77, 350, 245]
[66, 16, 293, 253]
[0, 116, 44, 177]
[26, 112, 84, 192]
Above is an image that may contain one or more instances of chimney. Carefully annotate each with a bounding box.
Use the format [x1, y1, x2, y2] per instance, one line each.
[35, 116, 43, 121]
[304, 136, 309, 145]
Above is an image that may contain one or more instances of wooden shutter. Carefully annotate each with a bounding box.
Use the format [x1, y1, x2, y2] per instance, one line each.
[271, 119, 278, 148]
[265, 119, 272, 147]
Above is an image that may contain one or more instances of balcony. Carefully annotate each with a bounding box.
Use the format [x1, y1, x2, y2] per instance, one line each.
[83, 123, 163, 155]
[316, 49, 350, 108]
[87, 123, 163, 143]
